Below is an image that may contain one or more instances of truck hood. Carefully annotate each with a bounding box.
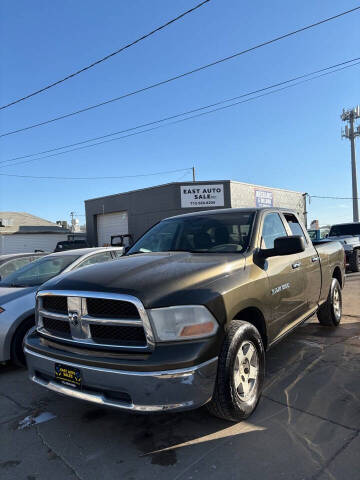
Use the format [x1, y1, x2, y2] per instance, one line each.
[40, 252, 245, 308]
[327, 235, 360, 246]
[0, 286, 37, 305]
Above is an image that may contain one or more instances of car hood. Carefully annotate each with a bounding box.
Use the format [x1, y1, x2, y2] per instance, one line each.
[40, 252, 245, 308]
[0, 286, 37, 305]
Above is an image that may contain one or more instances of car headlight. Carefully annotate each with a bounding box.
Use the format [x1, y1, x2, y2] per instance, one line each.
[148, 305, 218, 342]
[0, 307, 5, 314]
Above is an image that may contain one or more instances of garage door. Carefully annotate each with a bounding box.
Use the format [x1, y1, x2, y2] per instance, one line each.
[0, 234, 68, 254]
[97, 212, 128, 247]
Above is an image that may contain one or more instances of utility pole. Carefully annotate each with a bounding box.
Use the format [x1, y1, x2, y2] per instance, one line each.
[70, 211, 75, 232]
[192, 166, 196, 182]
[341, 106, 360, 222]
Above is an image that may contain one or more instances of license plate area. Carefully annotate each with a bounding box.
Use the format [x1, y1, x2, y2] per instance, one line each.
[55, 363, 82, 389]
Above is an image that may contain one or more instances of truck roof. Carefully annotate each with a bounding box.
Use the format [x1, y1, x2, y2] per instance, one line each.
[165, 207, 296, 221]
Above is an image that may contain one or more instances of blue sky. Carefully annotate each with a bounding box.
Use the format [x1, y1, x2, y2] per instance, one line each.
[0, 0, 359, 226]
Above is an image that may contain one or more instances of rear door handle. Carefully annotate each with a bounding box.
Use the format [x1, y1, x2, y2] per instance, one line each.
[311, 256, 319, 262]
[292, 262, 301, 269]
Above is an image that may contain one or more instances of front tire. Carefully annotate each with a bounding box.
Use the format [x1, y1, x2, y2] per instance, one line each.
[207, 320, 265, 422]
[317, 278, 342, 326]
[349, 249, 360, 273]
[10, 317, 35, 367]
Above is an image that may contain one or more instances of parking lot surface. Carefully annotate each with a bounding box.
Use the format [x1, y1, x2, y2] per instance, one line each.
[1, 274, 359, 480]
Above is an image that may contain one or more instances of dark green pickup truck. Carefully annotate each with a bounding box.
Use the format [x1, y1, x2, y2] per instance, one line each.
[25, 207, 345, 421]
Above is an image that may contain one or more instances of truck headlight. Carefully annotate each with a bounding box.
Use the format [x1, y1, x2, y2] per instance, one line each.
[148, 305, 218, 342]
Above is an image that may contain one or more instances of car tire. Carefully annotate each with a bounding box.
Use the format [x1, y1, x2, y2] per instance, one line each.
[206, 320, 265, 422]
[349, 249, 360, 273]
[317, 278, 342, 327]
[10, 317, 35, 367]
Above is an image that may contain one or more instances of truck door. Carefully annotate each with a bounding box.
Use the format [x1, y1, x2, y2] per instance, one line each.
[260, 212, 305, 340]
[282, 213, 321, 314]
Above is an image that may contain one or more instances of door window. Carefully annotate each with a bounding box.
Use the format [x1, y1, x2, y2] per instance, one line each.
[261, 213, 287, 249]
[283, 214, 307, 243]
[76, 251, 113, 269]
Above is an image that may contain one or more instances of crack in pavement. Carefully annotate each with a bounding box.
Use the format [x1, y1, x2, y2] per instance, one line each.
[263, 395, 360, 433]
[0, 392, 28, 410]
[36, 425, 84, 480]
[311, 430, 360, 480]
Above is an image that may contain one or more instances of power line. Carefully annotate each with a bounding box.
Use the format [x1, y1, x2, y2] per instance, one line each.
[0, 167, 193, 181]
[0, 0, 211, 110]
[1, 6, 359, 138]
[1, 57, 359, 169]
[308, 195, 360, 200]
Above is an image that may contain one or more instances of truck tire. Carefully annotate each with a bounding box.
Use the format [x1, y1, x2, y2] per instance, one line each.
[317, 278, 342, 327]
[349, 249, 360, 272]
[10, 317, 35, 367]
[206, 320, 265, 422]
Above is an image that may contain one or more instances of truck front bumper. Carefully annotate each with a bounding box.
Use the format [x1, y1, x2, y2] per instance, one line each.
[25, 347, 218, 412]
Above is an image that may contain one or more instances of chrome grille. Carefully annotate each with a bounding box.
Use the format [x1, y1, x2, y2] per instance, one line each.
[36, 291, 154, 351]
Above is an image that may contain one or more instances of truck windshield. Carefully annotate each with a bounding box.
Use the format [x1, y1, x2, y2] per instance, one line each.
[128, 212, 255, 254]
[0, 255, 80, 287]
[329, 224, 360, 236]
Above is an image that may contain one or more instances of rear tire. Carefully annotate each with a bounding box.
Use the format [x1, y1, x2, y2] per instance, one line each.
[317, 278, 342, 326]
[206, 320, 265, 422]
[349, 249, 360, 273]
[10, 317, 35, 367]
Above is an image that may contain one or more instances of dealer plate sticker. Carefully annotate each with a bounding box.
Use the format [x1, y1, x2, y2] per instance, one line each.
[55, 363, 82, 388]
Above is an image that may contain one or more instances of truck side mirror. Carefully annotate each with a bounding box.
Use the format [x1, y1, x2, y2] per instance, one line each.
[260, 235, 305, 258]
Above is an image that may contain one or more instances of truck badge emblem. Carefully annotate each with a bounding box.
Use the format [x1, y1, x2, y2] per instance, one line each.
[68, 311, 80, 326]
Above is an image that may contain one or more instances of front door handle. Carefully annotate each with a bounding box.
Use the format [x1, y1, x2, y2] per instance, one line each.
[292, 262, 301, 269]
[311, 256, 319, 262]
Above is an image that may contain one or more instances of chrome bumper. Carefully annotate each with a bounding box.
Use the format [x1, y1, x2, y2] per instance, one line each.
[25, 347, 218, 412]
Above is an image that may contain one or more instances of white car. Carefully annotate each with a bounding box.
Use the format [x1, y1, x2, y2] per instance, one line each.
[0, 247, 124, 365]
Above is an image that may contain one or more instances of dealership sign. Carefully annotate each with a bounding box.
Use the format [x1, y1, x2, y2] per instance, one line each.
[255, 189, 273, 207]
[180, 184, 224, 208]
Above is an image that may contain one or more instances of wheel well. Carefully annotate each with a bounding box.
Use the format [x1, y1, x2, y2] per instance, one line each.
[332, 266, 342, 288]
[233, 307, 267, 349]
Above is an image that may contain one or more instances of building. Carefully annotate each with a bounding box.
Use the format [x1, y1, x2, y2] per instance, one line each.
[0, 212, 70, 254]
[85, 180, 307, 247]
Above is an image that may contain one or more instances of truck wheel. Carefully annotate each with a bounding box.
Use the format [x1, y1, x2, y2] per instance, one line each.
[206, 320, 265, 422]
[349, 249, 360, 272]
[317, 278, 342, 326]
[10, 317, 35, 367]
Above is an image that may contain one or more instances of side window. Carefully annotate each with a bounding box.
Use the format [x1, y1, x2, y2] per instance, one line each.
[112, 250, 123, 259]
[284, 214, 307, 243]
[76, 251, 113, 269]
[261, 213, 287, 249]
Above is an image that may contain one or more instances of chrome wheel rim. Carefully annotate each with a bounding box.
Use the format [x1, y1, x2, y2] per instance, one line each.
[333, 287, 341, 318]
[233, 340, 259, 401]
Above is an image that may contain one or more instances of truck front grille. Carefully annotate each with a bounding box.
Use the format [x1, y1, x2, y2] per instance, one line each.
[89, 324, 146, 346]
[42, 296, 68, 314]
[42, 317, 71, 338]
[37, 291, 154, 351]
[86, 298, 139, 319]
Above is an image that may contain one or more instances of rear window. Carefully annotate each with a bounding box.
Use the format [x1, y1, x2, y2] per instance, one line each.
[329, 224, 360, 236]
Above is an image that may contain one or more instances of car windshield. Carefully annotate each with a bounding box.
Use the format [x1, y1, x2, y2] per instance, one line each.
[329, 224, 360, 236]
[307, 230, 316, 240]
[0, 255, 80, 287]
[128, 212, 255, 254]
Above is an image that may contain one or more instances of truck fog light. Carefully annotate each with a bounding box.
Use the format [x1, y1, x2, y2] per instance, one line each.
[148, 305, 218, 342]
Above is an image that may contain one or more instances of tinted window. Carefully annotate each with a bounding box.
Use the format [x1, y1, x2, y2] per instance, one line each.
[128, 212, 255, 254]
[284, 213, 307, 243]
[0, 255, 80, 287]
[261, 213, 287, 249]
[329, 224, 360, 236]
[76, 251, 113, 268]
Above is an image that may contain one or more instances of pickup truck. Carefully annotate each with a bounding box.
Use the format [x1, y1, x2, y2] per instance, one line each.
[24, 208, 345, 421]
[327, 222, 360, 272]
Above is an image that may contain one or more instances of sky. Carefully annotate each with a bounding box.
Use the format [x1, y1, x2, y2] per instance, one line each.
[0, 0, 359, 227]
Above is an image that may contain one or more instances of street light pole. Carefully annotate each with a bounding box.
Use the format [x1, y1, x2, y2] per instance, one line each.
[341, 106, 360, 222]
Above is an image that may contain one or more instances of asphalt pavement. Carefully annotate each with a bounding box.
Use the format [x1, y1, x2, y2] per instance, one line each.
[1, 274, 359, 480]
